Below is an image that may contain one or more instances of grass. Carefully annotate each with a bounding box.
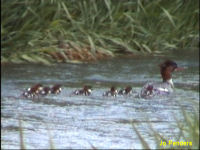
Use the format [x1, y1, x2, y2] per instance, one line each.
[19, 119, 26, 149]
[132, 104, 199, 149]
[1, 0, 199, 64]
[18, 119, 55, 149]
[14, 102, 199, 149]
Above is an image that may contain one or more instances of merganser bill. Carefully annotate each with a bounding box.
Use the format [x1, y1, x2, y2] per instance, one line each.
[140, 60, 183, 98]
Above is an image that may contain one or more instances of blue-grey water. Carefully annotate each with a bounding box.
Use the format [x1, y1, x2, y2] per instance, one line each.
[1, 50, 199, 149]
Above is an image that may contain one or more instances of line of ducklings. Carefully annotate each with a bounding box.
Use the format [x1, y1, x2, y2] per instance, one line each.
[22, 84, 62, 98]
[22, 84, 134, 99]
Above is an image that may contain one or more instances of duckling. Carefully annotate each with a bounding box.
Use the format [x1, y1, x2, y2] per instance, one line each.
[39, 86, 51, 96]
[51, 84, 62, 94]
[103, 86, 118, 97]
[118, 86, 132, 95]
[22, 84, 43, 98]
[73, 85, 92, 96]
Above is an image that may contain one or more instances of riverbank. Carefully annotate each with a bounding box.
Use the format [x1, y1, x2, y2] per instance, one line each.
[1, 0, 199, 65]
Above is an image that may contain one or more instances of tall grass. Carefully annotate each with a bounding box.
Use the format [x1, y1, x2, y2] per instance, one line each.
[16, 105, 199, 149]
[18, 119, 55, 149]
[1, 0, 199, 64]
[19, 119, 26, 149]
[132, 105, 199, 149]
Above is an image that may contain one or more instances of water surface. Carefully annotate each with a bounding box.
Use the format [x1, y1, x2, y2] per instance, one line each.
[1, 50, 199, 149]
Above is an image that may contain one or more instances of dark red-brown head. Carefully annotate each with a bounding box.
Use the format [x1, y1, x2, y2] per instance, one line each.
[83, 85, 92, 91]
[125, 86, 132, 94]
[110, 86, 116, 92]
[83, 85, 92, 95]
[160, 60, 178, 82]
[110, 86, 117, 96]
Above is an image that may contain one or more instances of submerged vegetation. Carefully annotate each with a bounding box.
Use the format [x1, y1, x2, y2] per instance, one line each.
[1, 0, 199, 64]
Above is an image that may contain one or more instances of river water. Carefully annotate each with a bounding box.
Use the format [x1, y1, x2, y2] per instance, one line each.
[1, 50, 199, 149]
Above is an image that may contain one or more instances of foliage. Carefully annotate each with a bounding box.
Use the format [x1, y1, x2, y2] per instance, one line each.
[132, 104, 199, 149]
[16, 104, 199, 149]
[1, 0, 199, 64]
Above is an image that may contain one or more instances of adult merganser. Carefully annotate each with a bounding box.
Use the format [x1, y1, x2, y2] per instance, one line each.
[140, 60, 183, 98]
[118, 86, 132, 95]
[103, 86, 118, 97]
[73, 85, 92, 96]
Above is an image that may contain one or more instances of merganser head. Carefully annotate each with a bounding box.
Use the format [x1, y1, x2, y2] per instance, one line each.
[110, 86, 118, 96]
[83, 85, 92, 90]
[160, 60, 178, 87]
[110, 86, 116, 92]
[83, 85, 92, 94]
[125, 86, 132, 94]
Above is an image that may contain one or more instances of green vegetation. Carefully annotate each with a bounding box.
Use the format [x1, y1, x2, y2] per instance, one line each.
[1, 0, 199, 64]
[132, 104, 199, 149]
[15, 104, 199, 149]
[19, 119, 26, 149]
[18, 119, 55, 149]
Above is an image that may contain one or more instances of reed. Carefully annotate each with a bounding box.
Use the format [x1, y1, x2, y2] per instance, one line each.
[19, 119, 26, 149]
[44, 122, 55, 149]
[14, 101, 199, 149]
[1, 0, 199, 64]
[132, 104, 199, 149]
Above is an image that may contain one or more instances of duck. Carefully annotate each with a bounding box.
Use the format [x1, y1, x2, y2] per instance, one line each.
[39, 86, 51, 96]
[140, 60, 183, 98]
[51, 84, 62, 94]
[103, 86, 118, 97]
[118, 86, 133, 95]
[73, 85, 92, 96]
[22, 84, 43, 98]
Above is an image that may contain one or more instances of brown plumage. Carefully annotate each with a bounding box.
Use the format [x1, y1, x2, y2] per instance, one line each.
[51, 84, 62, 94]
[103, 86, 118, 97]
[73, 85, 92, 96]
